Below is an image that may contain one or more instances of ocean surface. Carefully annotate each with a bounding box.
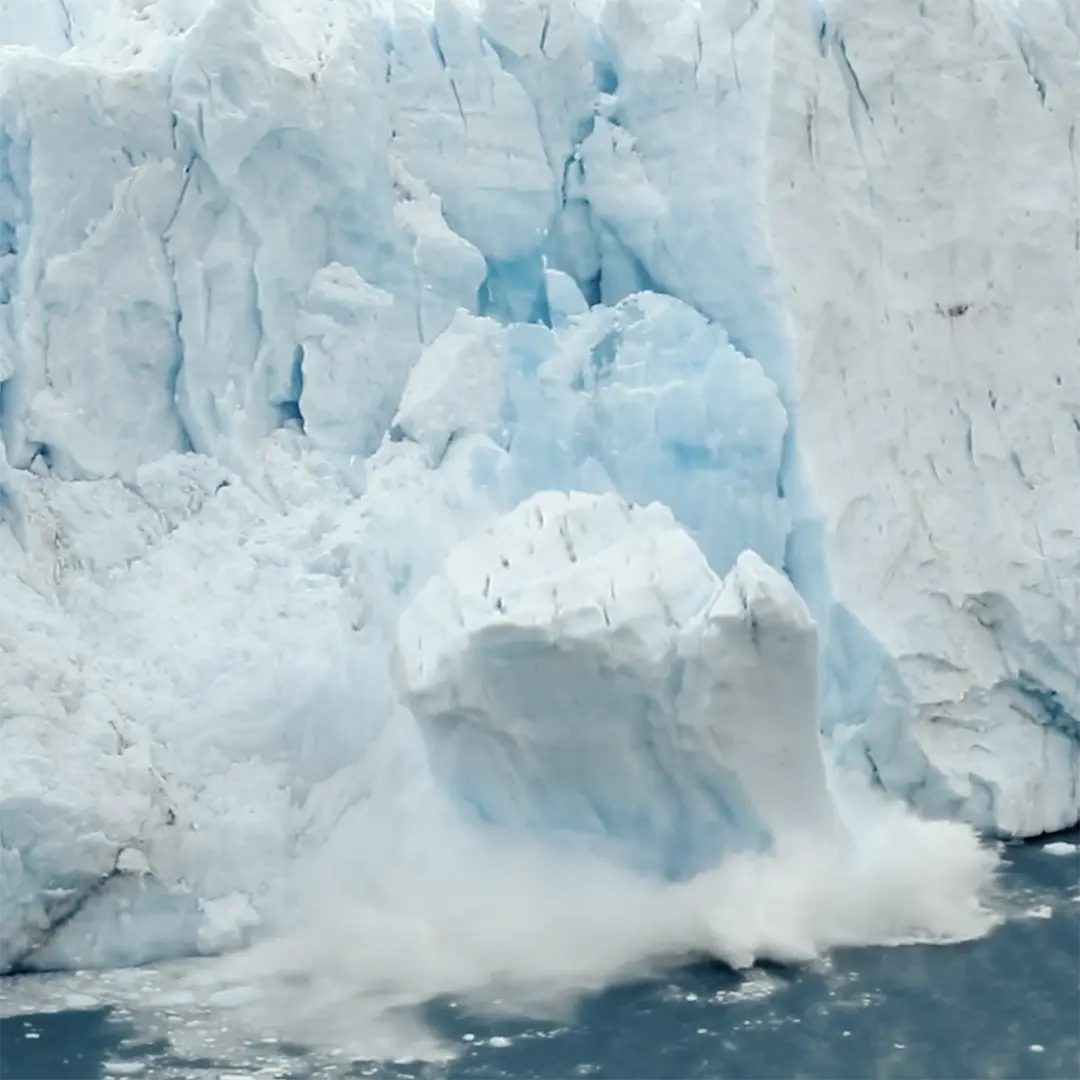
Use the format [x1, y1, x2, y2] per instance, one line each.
[2, 831, 1077, 1080]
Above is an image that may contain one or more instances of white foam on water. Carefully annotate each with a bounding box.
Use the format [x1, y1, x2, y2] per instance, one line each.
[1041, 842, 1078, 857]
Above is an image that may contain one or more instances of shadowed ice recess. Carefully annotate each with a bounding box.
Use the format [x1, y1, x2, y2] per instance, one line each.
[0, 0, 1077, 1059]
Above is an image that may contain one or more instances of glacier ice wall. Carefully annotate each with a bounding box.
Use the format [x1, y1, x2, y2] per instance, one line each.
[762, 0, 1080, 835]
[0, 0, 1077, 973]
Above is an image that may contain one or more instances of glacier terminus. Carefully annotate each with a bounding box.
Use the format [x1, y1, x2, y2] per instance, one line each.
[0, 0, 1077, 1016]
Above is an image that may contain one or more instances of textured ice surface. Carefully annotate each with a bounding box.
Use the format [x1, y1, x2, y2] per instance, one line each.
[395, 491, 839, 877]
[0, 0, 1077, 973]
[763, 0, 1080, 841]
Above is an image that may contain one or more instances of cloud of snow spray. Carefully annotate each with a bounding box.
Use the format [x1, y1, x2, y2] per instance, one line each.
[205, 728, 1001, 1062]
[0, 653, 1001, 1067]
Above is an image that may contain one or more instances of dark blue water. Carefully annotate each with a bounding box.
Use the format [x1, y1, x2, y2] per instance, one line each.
[2, 834, 1077, 1080]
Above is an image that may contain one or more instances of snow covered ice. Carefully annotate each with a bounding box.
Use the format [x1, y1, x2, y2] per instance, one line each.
[0, 0, 1077, 1038]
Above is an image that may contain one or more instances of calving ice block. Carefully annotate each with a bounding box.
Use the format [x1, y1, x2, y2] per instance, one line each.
[394, 490, 842, 878]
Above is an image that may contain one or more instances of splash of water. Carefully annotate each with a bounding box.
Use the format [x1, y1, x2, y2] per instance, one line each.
[202, 771, 1000, 1061]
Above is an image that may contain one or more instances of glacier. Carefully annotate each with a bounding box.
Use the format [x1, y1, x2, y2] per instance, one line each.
[0, 0, 1077, 1004]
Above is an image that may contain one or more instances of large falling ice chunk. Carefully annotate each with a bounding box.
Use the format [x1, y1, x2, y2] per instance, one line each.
[394, 491, 840, 878]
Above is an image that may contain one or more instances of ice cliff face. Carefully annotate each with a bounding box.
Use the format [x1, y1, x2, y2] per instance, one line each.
[0, 0, 1077, 973]
[765, 0, 1080, 839]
